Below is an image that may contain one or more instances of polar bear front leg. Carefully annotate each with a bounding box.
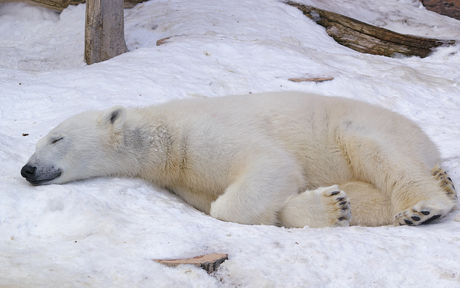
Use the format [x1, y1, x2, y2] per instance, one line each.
[210, 155, 306, 226]
[278, 185, 351, 228]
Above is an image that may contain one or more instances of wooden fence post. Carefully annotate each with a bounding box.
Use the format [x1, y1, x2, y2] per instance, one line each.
[85, 0, 128, 65]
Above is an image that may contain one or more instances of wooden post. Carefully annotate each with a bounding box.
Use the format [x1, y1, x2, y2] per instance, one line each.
[85, 0, 128, 65]
[0, 1, 149, 11]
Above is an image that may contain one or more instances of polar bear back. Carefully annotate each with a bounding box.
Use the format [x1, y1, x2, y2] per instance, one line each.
[132, 92, 438, 196]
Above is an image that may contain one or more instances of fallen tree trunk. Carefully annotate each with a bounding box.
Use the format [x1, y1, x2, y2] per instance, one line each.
[422, 0, 460, 20]
[285, 1, 457, 58]
[0, 0, 147, 10]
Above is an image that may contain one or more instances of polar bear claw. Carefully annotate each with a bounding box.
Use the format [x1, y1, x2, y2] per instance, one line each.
[432, 165, 457, 201]
[394, 201, 445, 226]
[321, 186, 352, 225]
[278, 185, 351, 228]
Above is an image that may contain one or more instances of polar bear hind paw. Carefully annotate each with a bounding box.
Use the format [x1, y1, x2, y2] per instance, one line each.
[320, 185, 352, 227]
[394, 200, 451, 226]
[431, 165, 457, 201]
[395, 166, 460, 226]
[279, 185, 351, 228]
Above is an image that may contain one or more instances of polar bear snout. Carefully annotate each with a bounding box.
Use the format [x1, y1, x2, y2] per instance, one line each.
[21, 163, 62, 185]
[21, 164, 36, 180]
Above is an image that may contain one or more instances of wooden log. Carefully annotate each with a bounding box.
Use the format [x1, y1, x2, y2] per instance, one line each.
[285, 1, 457, 58]
[153, 253, 228, 273]
[422, 0, 460, 20]
[0, 0, 147, 11]
[0, 0, 83, 11]
[84, 0, 127, 64]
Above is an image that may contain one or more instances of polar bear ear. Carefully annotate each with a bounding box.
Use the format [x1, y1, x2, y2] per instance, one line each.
[102, 106, 126, 132]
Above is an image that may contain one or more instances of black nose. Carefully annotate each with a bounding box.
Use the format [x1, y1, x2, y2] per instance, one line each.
[21, 164, 36, 180]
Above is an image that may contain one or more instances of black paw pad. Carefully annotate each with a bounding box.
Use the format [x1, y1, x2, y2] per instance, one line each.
[411, 216, 421, 222]
[421, 211, 430, 215]
[331, 191, 340, 196]
[423, 214, 441, 224]
[404, 219, 414, 225]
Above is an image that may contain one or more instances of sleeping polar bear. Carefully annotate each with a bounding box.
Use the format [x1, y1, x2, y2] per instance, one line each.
[21, 92, 457, 228]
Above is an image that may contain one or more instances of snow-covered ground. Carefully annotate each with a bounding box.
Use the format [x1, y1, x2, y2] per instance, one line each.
[1, 0, 460, 286]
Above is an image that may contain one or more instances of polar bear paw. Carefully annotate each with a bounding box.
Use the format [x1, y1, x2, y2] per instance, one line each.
[279, 185, 351, 228]
[316, 185, 352, 227]
[432, 165, 457, 201]
[394, 200, 452, 226]
[395, 166, 459, 226]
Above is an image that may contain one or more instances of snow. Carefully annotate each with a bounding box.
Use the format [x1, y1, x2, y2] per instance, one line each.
[1, 0, 460, 286]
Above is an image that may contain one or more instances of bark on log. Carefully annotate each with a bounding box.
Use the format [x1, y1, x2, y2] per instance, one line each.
[422, 0, 460, 20]
[84, 0, 127, 64]
[0, 0, 147, 11]
[154, 253, 228, 273]
[286, 1, 457, 58]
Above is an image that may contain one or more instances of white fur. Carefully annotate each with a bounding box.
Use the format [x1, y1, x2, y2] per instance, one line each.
[279, 185, 351, 228]
[22, 92, 457, 227]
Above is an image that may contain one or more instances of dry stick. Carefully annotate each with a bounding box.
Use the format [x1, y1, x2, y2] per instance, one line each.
[156, 36, 173, 46]
[288, 77, 334, 83]
[154, 253, 229, 273]
[285, 1, 457, 58]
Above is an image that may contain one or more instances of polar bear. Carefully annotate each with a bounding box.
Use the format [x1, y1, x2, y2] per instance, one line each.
[21, 92, 457, 228]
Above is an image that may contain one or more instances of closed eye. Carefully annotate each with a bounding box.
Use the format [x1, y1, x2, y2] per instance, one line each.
[51, 137, 63, 144]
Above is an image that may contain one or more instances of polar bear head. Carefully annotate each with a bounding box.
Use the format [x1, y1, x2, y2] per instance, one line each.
[21, 106, 130, 185]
